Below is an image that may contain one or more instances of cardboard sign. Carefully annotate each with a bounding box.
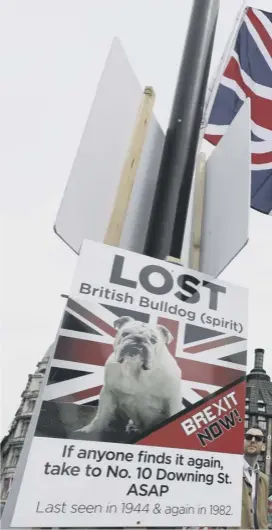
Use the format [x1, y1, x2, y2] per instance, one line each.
[11, 240, 248, 528]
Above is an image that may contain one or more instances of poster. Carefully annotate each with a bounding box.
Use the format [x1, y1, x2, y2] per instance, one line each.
[11, 240, 248, 528]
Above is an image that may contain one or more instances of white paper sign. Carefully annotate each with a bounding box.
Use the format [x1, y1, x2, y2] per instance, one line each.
[11, 240, 248, 528]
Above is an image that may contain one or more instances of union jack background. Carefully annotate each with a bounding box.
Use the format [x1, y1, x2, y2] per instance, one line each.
[42, 297, 247, 411]
[205, 7, 272, 215]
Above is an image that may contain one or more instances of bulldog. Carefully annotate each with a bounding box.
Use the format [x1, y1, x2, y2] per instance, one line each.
[77, 316, 182, 440]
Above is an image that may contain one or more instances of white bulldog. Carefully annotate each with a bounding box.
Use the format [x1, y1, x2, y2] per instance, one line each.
[77, 316, 182, 440]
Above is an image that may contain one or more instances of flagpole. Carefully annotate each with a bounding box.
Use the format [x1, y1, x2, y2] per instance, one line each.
[144, 0, 219, 261]
[184, 2, 247, 272]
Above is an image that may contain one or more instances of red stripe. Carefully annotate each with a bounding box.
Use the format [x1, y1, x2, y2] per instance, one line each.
[204, 133, 222, 145]
[183, 335, 243, 354]
[247, 8, 272, 56]
[224, 57, 272, 131]
[137, 381, 246, 453]
[175, 357, 244, 387]
[54, 330, 243, 395]
[192, 389, 211, 399]
[67, 298, 116, 337]
[54, 385, 102, 403]
[206, 134, 272, 165]
[157, 317, 179, 356]
[205, 135, 272, 165]
[252, 150, 272, 164]
[54, 336, 113, 365]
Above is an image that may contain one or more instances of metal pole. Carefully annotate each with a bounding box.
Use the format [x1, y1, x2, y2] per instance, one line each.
[144, 0, 219, 260]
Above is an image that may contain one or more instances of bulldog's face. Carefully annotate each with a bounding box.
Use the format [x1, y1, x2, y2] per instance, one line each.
[113, 316, 173, 370]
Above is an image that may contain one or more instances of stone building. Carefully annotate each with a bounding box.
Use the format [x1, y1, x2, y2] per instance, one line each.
[245, 348, 272, 492]
[0, 350, 50, 508]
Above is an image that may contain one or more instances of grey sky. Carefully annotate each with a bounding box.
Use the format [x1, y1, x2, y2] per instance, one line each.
[1, 0, 272, 437]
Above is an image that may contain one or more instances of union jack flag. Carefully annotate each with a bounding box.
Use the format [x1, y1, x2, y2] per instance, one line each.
[42, 297, 247, 410]
[205, 7, 272, 215]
